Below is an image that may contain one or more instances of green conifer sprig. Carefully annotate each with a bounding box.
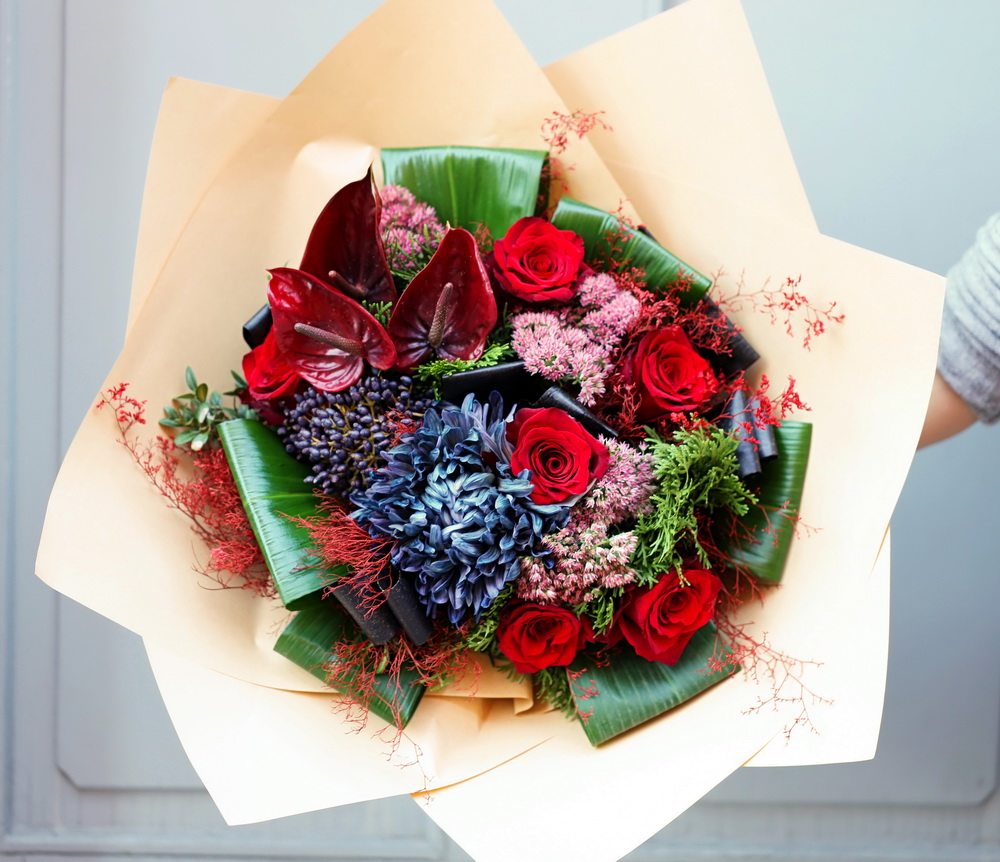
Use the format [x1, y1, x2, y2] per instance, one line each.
[414, 342, 515, 397]
[630, 425, 756, 581]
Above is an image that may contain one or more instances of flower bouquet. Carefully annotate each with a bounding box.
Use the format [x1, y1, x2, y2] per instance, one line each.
[37, 0, 945, 858]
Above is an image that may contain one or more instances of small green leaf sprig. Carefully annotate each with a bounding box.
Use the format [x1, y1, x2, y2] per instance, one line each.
[159, 367, 257, 451]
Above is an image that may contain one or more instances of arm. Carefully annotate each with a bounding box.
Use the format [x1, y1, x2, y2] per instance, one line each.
[921, 213, 1000, 447]
[918, 371, 977, 448]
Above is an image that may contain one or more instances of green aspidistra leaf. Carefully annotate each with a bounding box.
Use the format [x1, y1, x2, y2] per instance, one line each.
[274, 601, 424, 727]
[569, 624, 735, 746]
[550, 197, 711, 303]
[381, 146, 546, 240]
[218, 419, 334, 610]
[725, 420, 812, 583]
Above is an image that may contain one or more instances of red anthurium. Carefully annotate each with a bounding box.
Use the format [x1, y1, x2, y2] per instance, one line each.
[388, 227, 497, 370]
[268, 267, 397, 392]
[299, 167, 397, 306]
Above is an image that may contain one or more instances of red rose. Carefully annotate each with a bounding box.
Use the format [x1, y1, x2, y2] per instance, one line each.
[617, 568, 722, 665]
[491, 216, 585, 303]
[497, 603, 589, 673]
[622, 326, 718, 421]
[507, 407, 610, 505]
[242, 329, 301, 402]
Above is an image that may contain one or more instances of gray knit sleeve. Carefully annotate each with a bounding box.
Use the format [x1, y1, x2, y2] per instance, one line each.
[938, 213, 1000, 423]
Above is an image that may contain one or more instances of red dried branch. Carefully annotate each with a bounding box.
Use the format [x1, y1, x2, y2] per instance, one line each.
[321, 626, 477, 750]
[713, 269, 845, 350]
[96, 383, 272, 596]
[540, 109, 612, 156]
[712, 616, 831, 740]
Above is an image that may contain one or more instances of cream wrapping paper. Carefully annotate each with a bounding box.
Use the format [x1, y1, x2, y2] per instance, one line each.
[36, 0, 940, 858]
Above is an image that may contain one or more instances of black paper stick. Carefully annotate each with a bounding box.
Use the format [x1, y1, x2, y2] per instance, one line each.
[720, 388, 762, 478]
[440, 361, 548, 408]
[533, 387, 619, 439]
[329, 581, 399, 646]
[242, 304, 272, 349]
[381, 570, 434, 646]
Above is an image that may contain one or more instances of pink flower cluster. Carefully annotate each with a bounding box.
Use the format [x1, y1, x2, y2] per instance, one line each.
[379, 185, 445, 275]
[517, 521, 637, 606]
[510, 273, 641, 405]
[580, 436, 656, 524]
[516, 437, 655, 605]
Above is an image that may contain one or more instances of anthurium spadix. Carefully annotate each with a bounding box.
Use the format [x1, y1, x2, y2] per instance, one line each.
[388, 227, 497, 369]
[268, 267, 397, 391]
[299, 167, 397, 306]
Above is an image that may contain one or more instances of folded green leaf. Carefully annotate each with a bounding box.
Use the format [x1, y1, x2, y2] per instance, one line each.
[550, 197, 711, 303]
[381, 146, 546, 240]
[724, 420, 812, 583]
[274, 602, 424, 727]
[218, 419, 335, 609]
[570, 624, 735, 746]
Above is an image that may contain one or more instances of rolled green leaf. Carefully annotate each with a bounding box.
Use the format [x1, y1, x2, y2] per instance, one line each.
[569, 624, 735, 746]
[724, 420, 812, 583]
[550, 197, 711, 303]
[274, 601, 424, 727]
[381, 146, 546, 239]
[218, 419, 332, 609]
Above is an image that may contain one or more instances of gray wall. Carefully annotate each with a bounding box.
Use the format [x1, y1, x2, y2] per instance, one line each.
[3, 0, 1000, 859]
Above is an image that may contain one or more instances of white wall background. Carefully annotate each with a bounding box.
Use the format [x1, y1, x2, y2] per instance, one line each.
[3, 0, 1000, 859]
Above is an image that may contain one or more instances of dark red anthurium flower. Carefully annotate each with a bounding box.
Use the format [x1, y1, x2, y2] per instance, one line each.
[267, 267, 397, 392]
[387, 227, 497, 370]
[299, 167, 397, 306]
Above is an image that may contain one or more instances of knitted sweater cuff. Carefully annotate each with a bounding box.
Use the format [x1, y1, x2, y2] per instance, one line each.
[938, 213, 1000, 423]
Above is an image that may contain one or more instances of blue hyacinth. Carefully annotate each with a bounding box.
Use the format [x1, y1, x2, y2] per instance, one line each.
[351, 393, 567, 624]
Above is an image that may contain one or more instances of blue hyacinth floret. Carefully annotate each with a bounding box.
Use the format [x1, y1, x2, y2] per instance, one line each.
[351, 393, 568, 624]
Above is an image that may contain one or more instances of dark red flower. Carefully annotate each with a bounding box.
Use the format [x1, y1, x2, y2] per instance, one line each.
[621, 326, 718, 421]
[299, 167, 397, 305]
[496, 603, 589, 674]
[387, 227, 497, 369]
[267, 267, 396, 392]
[507, 407, 609, 505]
[617, 568, 722, 665]
[241, 328, 301, 402]
[491, 216, 584, 303]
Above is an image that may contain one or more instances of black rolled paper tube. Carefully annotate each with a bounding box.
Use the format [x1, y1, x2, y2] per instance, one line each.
[242, 304, 272, 349]
[440, 361, 548, 408]
[720, 388, 761, 478]
[329, 581, 400, 646]
[749, 395, 779, 462]
[533, 387, 619, 440]
[379, 569, 435, 646]
[700, 299, 761, 376]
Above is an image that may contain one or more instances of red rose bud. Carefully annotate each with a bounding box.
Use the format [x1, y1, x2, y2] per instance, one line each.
[618, 568, 722, 665]
[496, 603, 589, 674]
[622, 326, 718, 421]
[507, 407, 610, 505]
[241, 328, 301, 402]
[491, 216, 585, 303]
